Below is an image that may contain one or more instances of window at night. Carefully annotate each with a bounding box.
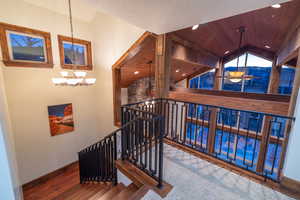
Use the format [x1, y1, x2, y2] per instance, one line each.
[222, 53, 272, 94]
[278, 66, 295, 95]
[189, 69, 215, 89]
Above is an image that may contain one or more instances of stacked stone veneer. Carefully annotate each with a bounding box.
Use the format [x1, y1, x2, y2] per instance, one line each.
[128, 76, 155, 104]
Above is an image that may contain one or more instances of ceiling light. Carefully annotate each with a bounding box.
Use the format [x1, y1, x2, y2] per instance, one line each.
[192, 24, 199, 30]
[224, 50, 230, 55]
[271, 4, 281, 8]
[265, 45, 271, 49]
[74, 71, 87, 77]
[182, 73, 186, 77]
[60, 71, 69, 77]
[134, 71, 139, 75]
[175, 69, 180, 73]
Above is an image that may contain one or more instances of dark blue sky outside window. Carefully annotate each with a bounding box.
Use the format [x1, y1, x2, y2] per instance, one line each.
[9, 33, 45, 62]
[278, 67, 295, 95]
[189, 69, 215, 90]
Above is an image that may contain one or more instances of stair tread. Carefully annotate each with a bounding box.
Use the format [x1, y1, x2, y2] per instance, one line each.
[115, 160, 172, 198]
[112, 183, 139, 200]
[53, 183, 106, 200]
[96, 183, 126, 200]
[88, 185, 113, 200]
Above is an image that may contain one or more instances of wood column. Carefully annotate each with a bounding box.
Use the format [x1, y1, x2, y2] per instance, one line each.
[113, 68, 121, 126]
[155, 34, 172, 98]
[207, 59, 223, 154]
[256, 58, 280, 173]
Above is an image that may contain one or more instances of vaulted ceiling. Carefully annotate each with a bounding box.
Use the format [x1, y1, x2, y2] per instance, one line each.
[120, 1, 300, 87]
[173, 0, 300, 58]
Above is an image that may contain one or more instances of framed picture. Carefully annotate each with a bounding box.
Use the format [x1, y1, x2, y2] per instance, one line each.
[48, 103, 74, 136]
[57, 35, 93, 70]
[0, 22, 53, 68]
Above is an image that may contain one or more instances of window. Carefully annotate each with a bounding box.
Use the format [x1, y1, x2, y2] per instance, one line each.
[222, 53, 272, 94]
[0, 22, 53, 68]
[58, 35, 92, 70]
[278, 66, 295, 95]
[189, 69, 215, 89]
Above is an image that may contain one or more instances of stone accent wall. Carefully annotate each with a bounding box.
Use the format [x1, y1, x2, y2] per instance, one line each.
[128, 77, 155, 104]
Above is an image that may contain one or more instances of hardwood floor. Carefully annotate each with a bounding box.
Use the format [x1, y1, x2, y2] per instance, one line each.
[22, 162, 146, 200]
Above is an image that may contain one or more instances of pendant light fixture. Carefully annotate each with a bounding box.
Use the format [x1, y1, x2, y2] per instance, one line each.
[52, 0, 96, 86]
[145, 60, 155, 106]
[217, 26, 254, 83]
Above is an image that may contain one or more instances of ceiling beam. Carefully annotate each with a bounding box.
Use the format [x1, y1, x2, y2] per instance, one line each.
[223, 45, 275, 63]
[276, 13, 300, 66]
[169, 33, 219, 67]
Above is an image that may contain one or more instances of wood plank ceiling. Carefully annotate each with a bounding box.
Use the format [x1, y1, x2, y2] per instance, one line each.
[120, 1, 300, 87]
[173, 1, 300, 58]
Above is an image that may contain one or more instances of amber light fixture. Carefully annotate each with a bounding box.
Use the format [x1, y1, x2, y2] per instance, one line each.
[52, 0, 96, 86]
[217, 26, 254, 83]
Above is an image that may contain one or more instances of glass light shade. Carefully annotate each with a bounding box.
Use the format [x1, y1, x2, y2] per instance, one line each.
[229, 71, 245, 78]
[145, 101, 150, 105]
[74, 71, 87, 77]
[229, 78, 242, 83]
[151, 101, 155, 105]
[85, 78, 96, 84]
[60, 71, 69, 77]
[52, 78, 66, 84]
[67, 78, 79, 85]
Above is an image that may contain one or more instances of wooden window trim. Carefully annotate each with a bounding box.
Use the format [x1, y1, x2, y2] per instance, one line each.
[0, 22, 53, 68]
[57, 35, 93, 70]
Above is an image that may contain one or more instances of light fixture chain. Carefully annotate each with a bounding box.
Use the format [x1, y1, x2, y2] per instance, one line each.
[68, 0, 76, 69]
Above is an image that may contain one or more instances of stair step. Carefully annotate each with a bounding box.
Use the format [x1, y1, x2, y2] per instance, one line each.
[127, 185, 151, 200]
[53, 183, 105, 200]
[96, 183, 125, 200]
[115, 160, 173, 198]
[112, 183, 139, 200]
[88, 184, 113, 200]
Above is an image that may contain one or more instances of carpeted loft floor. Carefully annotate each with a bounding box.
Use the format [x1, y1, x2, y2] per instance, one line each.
[142, 144, 295, 200]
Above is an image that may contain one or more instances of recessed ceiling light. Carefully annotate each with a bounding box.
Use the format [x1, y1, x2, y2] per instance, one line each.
[271, 4, 281, 8]
[192, 24, 199, 30]
[182, 73, 186, 77]
[265, 45, 271, 49]
[224, 50, 230, 55]
[175, 69, 180, 73]
[134, 71, 139, 75]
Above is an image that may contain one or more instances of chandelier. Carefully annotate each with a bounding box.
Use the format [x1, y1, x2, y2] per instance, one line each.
[52, 0, 96, 86]
[217, 26, 254, 83]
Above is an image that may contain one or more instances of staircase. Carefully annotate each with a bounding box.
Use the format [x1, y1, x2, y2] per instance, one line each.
[77, 106, 167, 200]
[53, 182, 148, 200]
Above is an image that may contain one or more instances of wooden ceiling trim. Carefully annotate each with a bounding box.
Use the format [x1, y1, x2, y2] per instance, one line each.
[112, 31, 156, 69]
[172, 1, 300, 58]
[277, 21, 300, 66]
[171, 57, 214, 83]
[223, 45, 275, 63]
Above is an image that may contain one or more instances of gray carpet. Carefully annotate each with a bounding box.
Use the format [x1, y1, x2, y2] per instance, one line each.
[142, 144, 294, 200]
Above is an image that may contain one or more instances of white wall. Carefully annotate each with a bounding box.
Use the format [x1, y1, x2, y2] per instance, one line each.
[91, 11, 144, 134]
[0, 65, 22, 199]
[283, 87, 300, 182]
[0, 0, 144, 186]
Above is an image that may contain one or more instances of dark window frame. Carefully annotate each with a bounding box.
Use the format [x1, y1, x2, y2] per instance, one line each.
[57, 35, 93, 70]
[0, 22, 53, 68]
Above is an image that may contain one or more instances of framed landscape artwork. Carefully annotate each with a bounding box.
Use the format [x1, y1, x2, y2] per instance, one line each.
[48, 103, 74, 136]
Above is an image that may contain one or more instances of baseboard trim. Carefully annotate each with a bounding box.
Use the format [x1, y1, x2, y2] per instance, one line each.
[22, 161, 78, 191]
[281, 176, 300, 193]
